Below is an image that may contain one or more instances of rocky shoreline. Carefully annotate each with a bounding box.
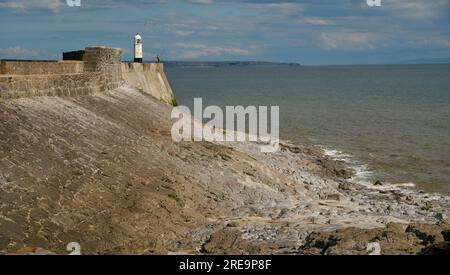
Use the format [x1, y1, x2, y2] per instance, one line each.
[205, 140, 450, 254]
[1, 85, 449, 255]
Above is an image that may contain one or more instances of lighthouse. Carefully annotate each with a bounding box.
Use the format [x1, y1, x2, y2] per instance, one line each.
[134, 33, 143, 63]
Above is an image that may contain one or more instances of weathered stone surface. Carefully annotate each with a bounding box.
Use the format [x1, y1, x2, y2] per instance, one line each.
[0, 73, 102, 99]
[0, 60, 84, 75]
[338, 182, 351, 191]
[298, 222, 450, 255]
[8, 247, 56, 255]
[121, 62, 175, 105]
[201, 228, 259, 255]
[0, 46, 123, 100]
[374, 180, 383, 186]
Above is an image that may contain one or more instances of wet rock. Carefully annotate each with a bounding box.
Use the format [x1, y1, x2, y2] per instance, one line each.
[338, 182, 351, 191]
[424, 201, 439, 211]
[405, 223, 449, 246]
[280, 143, 302, 154]
[326, 194, 340, 201]
[336, 169, 352, 179]
[435, 213, 448, 223]
[374, 180, 383, 186]
[314, 159, 353, 179]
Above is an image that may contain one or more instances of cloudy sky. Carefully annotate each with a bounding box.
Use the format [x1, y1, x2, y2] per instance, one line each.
[0, 0, 449, 64]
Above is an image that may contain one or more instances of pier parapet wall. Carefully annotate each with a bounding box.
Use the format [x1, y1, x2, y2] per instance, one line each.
[0, 46, 124, 99]
[0, 60, 84, 75]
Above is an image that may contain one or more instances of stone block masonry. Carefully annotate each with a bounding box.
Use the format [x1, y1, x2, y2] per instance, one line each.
[0, 46, 124, 99]
[0, 73, 103, 99]
[0, 60, 84, 75]
[84, 47, 123, 90]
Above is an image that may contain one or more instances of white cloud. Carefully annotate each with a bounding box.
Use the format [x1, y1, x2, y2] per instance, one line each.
[0, 46, 39, 58]
[402, 36, 450, 49]
[296, 17, 333, 26]
[174, 30, 194, 36]
[320, 32, 378, 50]
[189, 0, 213, 4]
[244, 2, 304, 14]
[173, 42, 256, 59]
[0, 0, 64, 13]
[385, 0, 448, 20]
[175, 43, 208, 49]
[0, 0, 170, 12]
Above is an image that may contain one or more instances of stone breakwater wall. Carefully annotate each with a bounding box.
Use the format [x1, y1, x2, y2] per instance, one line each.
[0, 46, 176, 104]
[121, 62, 175, 104]
[0, 47, 124, 99]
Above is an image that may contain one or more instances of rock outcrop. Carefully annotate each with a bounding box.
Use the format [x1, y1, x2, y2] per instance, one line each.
[299, 222, 450, 255]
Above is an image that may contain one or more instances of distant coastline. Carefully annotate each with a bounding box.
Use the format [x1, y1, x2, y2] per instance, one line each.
[397, 58, 450, 65]
[161, 60, 450, 68]
[163, 61, 301, 68]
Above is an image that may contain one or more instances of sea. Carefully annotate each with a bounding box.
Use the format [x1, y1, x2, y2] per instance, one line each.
[165, 64, 450, 195]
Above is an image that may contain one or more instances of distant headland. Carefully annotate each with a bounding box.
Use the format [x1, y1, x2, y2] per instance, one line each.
[163, 61, 301, 68]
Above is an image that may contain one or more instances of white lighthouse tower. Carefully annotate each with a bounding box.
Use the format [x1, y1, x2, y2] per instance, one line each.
[134, 33, 143, 63]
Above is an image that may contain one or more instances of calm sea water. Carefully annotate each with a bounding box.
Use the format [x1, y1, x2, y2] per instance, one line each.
[166, 65, 450, 195]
